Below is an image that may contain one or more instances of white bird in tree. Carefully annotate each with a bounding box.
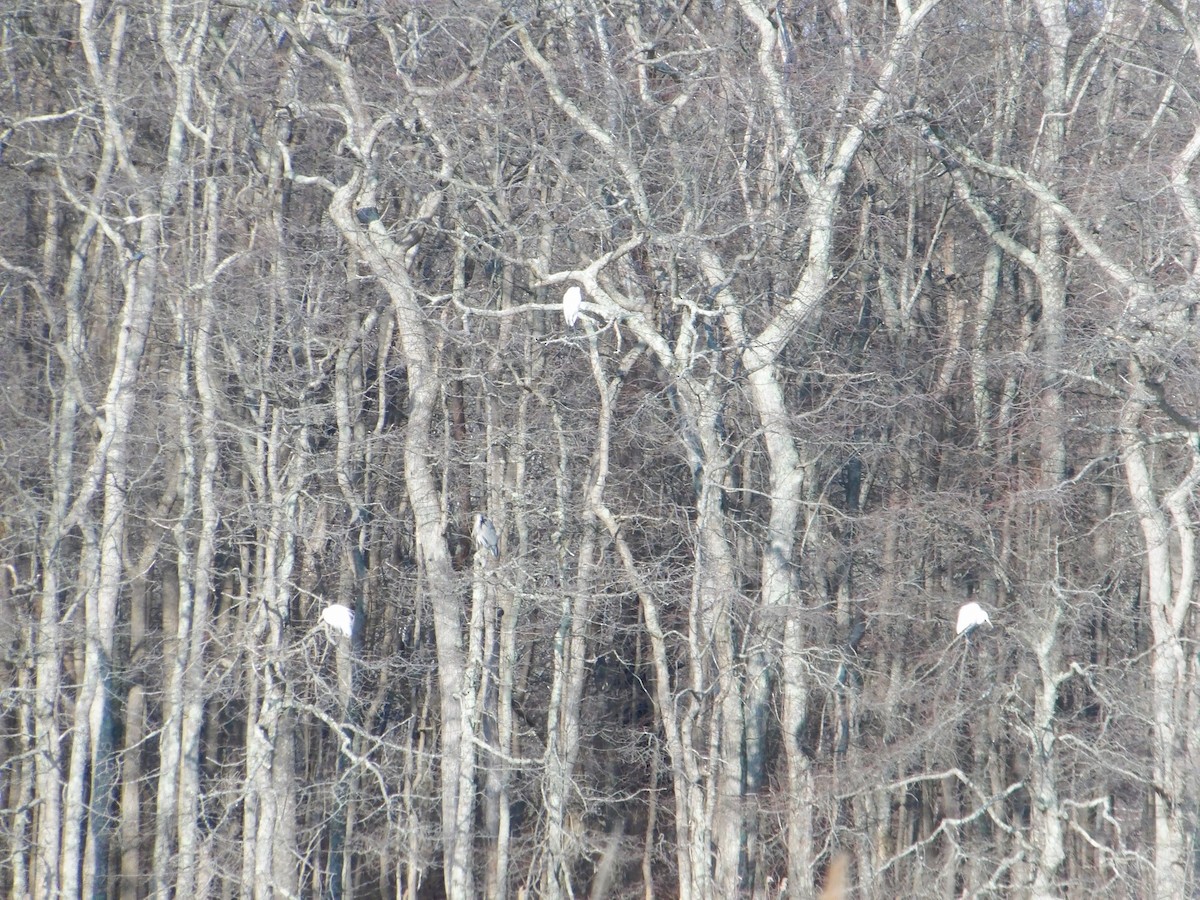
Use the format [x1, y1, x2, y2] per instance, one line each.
[473, 513, 500, 558]
[320, 604, 355, 640]
[955, 601, 992, 637]
[563, 285, 583, 328]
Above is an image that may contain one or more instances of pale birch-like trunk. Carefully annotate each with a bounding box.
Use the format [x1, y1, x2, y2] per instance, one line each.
[478, 247, 525, 900]
[325, 180, 476, 894]
[481, 339, 531, 900]
[153, 174, 222, 895]
[34, 5, 118, 889]
[540, 329, 621, 898]
[75, 242, 158, 899]
[61, 1, 203, 892]
[152, 308, 200, 895]
[285, 12, 478, 883]
[393, 261, 477, 899]
[518, 24, 751, 888]
[1027, 0, 1070, 886]
[176, 156, 224, 900]
[1121, 384, 1198, 898]
[687, 386, 745, 898]
[724, 4, 942, 888]
[119, 503, 173, 899]
[74, 147, 164, 900]
[325, 251, 381, 898]
[241, 412, 303, 899]
[5, 567, 33, 900]
[33, 230, 83, 900]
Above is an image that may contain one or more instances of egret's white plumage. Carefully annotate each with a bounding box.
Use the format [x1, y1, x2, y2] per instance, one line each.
[563, 285, 583, 328]
[320, 604, 355, 639]
[955, 601, 991, 636]
[473, 513, 500, 558]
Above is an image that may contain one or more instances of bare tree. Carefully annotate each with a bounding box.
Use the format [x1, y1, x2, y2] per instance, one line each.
[3, 1, 1199, 897]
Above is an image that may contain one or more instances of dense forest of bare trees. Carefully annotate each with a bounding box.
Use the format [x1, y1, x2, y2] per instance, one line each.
[1, 1, 1199, 897]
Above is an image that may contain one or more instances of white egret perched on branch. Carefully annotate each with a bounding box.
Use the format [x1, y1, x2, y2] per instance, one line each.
[473, 513, 500, 558]
[562, 285, 582, 328]
[955, 601, 992, 637]
[320, 604, 355, 640]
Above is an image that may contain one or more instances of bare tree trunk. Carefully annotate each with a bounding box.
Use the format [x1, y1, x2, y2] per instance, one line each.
[5, 568, 33, 900]
[286, 12, 480, 882]
[34, 11, 114, 889]
[176, 160, 224, 900]
[1026, 6, 1070, 885]
[1121, 382, 1198, 897]
[240, 413, 303, 900]
[118, 545, 157, 899]
[33, 287, 77, 900]
[58, 1, 207, 893]
[692, 395, 745, 899]
[153, 313, 200, 895]
[325, 262, 379, 898]
[329, 182, 477, 895]
[77, 171, 162, 900]
[540, 330, 621, 898]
